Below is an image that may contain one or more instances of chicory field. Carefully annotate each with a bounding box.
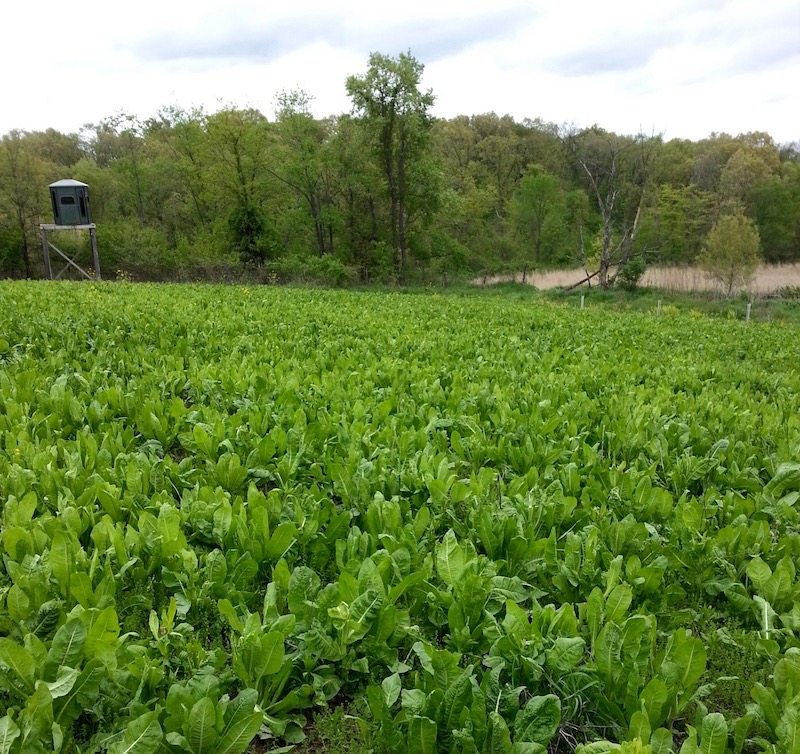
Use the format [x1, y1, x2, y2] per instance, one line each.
[1, 281, 799, 754]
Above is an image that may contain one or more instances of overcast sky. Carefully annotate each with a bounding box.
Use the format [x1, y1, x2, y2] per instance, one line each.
[2, 0, 798, 143]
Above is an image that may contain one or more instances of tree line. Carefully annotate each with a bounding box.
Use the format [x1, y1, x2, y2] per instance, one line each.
[1, 51, 799, 288]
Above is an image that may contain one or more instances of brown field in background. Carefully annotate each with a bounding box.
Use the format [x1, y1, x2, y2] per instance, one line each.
[477, 264, 800, 295]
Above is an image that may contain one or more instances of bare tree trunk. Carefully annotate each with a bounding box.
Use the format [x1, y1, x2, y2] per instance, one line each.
[578, 217, 592, 288]
[130, 142, 145, 223]
[398, 130, 407, 278]
[12, 203, 32, 278]
[382, 122, 399, 273]
[564, 269, 601, 292]
[19, 223, 31, 278]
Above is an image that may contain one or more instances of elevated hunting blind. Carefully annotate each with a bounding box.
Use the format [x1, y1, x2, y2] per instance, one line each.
[41, 179, 101, 280]
[49, 179, 92, 225]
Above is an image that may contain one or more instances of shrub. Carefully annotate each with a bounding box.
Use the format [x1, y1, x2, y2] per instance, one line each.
[617, 256, 646, 291]
[698, 212, 761, 296]
[305, 255, 355, 287]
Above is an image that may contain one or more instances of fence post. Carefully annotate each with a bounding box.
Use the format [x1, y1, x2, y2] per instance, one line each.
[657, 300, 662, 316]
[746, 303, 751, 323]
[580, 295, 585, 310]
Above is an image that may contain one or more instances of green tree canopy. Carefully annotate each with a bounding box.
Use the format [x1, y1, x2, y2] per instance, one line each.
[346, 51, 436, 278]
[698, 212, 761, 296]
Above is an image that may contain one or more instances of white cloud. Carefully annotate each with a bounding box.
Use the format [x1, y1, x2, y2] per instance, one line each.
[1, 0, 797, 142]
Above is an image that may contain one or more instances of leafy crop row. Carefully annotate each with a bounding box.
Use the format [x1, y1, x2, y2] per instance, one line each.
[1, 282, 799, 754]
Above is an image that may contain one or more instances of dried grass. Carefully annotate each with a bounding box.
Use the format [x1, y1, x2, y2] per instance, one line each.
[641, 264, 800, 295]
[477, 264, 800, 295]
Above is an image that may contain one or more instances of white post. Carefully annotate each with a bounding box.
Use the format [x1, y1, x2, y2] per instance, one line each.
[657, 300, 662, 316]
[746, 303, 751, 323]
[580, 295, 585, 310]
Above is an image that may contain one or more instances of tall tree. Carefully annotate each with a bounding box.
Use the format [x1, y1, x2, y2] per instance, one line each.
[272, 90, 336, 257]
[698, 212, 761, 296]
[147, 106, 212, 229]
[649, 184, 714, 264]
[0, 132, 50, 277]
[509, 168, 564, 274]
[346, 51, 436, 277]
[751, 173, 800, 262]
[718, 147, 774, 214]
[205, 108, 277, 265]
[568, 127, 656, 289]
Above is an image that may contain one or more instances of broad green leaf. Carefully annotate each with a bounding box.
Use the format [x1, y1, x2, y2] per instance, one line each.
[408, 715, 437, 754]
[765, 463, 800, 497]
[45, 667, 80, 699]
[50, 530, 75, 597]
[237, 631, 285, 684]
[436, 530, 466, 588]
[206, 549, 228, 586]
[746, 557, 772, 595]
[699, 713, 728, 754]
[188, 697, 219, 754]
[388, 571, 428, 604]
[605, 584, 633, 622]
[107, 710, 163, 754]
[46, 617, 87, 676]
[214, 689, 263, 754]
[53, 720, 64, 752]
[218, 599, 244, 633]
[441, 669, 473, 747]
[545, 637, 585, 673]
[680, 726, 699, 754]
[629, 711, 651, 744]
[264, 522, 297, 561]
[779, 706, 800, 754]
[0, 638, 35, 693]
[21, 683, 53, 743]
[402, 688, 428, 716]
[774, 657, 800, 698]
[604, 556, 624, 597]
[382, 672, 402, 708]
[3, 526, 33, 562]
[750, 683, 779, 732]
[6, 584, 31, 622]
[651, 727, 674, 754]
[764, 558, 793, 606]
[287, 566, 320, 618]
[303, 625, 342, 660]
[217, 708, 261, 754]
[514, 695, 561, 746]
[0, 716, 21, 754]
[193, 424, 214, 457]
[487, 711, 513, 754]
[587, 587, 604, 643]
[663, 631, 706, 691]
[576, 743, 616, 754]
[54, 660, 104, 723]
[344, 589, 383, 643]
[640, 677, 669, 729]
[259, 631, 285, 675]
[85, 607, 120, 660]
[503, 600, 530, 642]
[732, 715, 753, 754]
[511, 744, 547, 754]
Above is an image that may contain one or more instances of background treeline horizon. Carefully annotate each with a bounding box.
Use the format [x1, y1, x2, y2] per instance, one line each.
[1, 51, 799, 286]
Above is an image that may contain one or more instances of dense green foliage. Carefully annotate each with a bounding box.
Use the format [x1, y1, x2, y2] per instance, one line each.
[1, 52, 799, 284]
[698, 214, 762, 296]
[1, 282, 800, 753]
